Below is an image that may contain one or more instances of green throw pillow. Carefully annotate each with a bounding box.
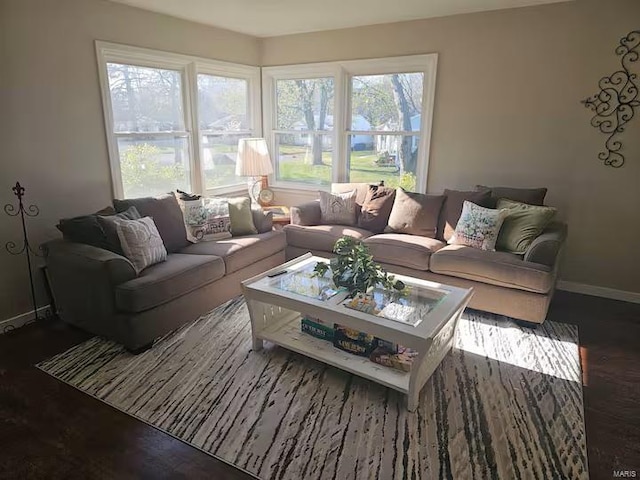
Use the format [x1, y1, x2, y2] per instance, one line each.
[228, 197, 258, 236]
[496, 198, 556, 254]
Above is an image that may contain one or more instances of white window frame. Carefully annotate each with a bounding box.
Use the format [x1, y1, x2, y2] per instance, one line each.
[96, 41, 261, 198]
[262, 54, 438, 193]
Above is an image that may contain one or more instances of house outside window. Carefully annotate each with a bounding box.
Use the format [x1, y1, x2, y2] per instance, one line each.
[96, 42, 261, 199]
[262, 55, 438, 193]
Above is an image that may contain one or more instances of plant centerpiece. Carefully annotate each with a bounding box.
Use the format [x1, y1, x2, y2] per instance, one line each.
[313, 236, 406, 297]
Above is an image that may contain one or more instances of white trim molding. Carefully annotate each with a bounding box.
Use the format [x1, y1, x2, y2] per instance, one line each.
[1, 305, 51, 335]
[557, 281, 640, 304]
[95, 41, 262, 199]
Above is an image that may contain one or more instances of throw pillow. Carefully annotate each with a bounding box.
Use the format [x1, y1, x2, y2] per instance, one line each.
[115, 217, 167, 273]
[386, 188, 445, 237]
[57, 206, 140, 254]
[449, 201, 509, 251]
[358, 186, 396, 233]
[496, 198, 557, 254]
[228, 197, 258, 236]
[252, 206, 274, 233]
[57, 213, 111, 251]
[96, 206, 142, 255]
[319, 190, 357, 226]
[476, 185, 547, 208]
[114, 194, 189, 253]
[437, 189, 491, 242]
[180, 197, 233, 242]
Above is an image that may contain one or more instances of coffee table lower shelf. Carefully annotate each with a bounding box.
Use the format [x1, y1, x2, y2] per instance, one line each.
[257, 314, 411, 395]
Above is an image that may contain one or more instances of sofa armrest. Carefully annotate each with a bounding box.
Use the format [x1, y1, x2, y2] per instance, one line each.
[251, 207, 274, 233]
[44, 239, 136, 286]
[523, 222, 567, 267]
[291, 200, 321, 226]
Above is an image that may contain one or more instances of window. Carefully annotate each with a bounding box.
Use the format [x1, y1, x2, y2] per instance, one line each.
[262, 55, 437, 192]
[97, 42, 260, 198]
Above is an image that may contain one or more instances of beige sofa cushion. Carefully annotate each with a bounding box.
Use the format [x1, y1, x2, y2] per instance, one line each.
[364, 234, 445, 271]
[180, 230, 285, 274]
[284, 224, 373, 253]
[430, 244, 553, 293]
[116, 253, 225, 313]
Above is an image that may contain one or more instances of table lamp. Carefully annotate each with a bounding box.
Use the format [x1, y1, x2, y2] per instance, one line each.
[236, 138, 274, 205]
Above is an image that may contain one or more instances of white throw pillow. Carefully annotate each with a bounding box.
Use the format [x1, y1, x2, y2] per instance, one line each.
[319, 190, 357, 226]
[116, 217, 167, 273]
[449, 201, 509, 251]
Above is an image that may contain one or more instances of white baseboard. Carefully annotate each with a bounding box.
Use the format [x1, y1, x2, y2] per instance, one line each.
[0, 305, 51, 334]
[557, 281, 640, 304]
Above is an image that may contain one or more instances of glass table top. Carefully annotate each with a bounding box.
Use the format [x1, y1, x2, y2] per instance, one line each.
[269, 259, 448, 327]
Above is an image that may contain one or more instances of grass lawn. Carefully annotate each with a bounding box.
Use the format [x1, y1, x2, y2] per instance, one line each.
[201, 150, 417, 190]
[278, 150, 415, 189]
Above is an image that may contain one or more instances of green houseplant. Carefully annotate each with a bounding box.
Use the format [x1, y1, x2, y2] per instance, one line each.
[313, 236, 405, 297]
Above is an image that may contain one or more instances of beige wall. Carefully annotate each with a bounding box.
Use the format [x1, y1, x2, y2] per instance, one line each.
[2, 0, 639, 322]
[263, 0, 640, 295]
[0, 0, 260, 320]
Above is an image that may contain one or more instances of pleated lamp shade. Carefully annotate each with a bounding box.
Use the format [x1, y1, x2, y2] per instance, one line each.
[236, 138, 274, 176]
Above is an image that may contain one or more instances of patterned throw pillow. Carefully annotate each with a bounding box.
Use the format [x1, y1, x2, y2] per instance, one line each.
[449, 201, 509, 251]
[179, 197, 233, 242]
[319, 190, 357, 226]
[115, 217, 167, 273]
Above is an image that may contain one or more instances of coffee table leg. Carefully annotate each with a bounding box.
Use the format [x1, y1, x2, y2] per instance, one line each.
[246, 299, 264, 351]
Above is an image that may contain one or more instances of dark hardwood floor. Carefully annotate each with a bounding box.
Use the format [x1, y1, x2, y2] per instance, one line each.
[1, 291, 638, 480]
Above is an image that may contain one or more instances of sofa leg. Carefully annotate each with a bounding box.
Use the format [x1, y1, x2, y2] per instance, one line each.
[515, 319, 540, 329]
[127, 343, 153, 355]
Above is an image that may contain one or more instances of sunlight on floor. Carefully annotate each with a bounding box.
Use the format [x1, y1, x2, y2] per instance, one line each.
[456, 316, 582, 383]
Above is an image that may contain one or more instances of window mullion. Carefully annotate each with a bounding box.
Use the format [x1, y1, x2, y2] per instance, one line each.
[336, 68, 349, 184]
[186, 62, 204, 195]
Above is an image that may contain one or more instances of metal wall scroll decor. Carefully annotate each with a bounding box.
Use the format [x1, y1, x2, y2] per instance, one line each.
[4, 182, 43, 331]
[581, 29, 640, 168]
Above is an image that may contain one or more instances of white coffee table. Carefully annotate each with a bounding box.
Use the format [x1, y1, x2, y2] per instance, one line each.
[241, 253, 473, 412]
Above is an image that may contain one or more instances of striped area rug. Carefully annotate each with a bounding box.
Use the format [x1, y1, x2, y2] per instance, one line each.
[37, 298, 588, 480]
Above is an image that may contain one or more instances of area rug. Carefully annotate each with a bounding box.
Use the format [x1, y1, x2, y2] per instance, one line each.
[37, 298, 588, 480]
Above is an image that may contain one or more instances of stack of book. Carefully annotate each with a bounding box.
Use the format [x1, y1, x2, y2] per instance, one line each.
[300, 317, 417, 372]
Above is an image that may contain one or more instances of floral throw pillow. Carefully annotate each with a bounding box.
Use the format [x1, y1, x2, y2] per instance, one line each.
[449, 201, 509, 251]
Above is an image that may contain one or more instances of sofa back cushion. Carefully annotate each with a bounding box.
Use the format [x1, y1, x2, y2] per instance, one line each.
[386, 188, 445, 237]
[57, 206, 141, 255]
[114, 194, 189, 253]
[476, 185, 547, 207]
[438, 189, 491, 242]
[357, 186, 396, 233]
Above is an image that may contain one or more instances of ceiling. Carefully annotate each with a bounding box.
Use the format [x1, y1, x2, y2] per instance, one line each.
[109, 0, 571, 38]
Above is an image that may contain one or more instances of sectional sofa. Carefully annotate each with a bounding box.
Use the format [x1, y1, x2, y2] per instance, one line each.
[45, 196, 285, 351]
[284, 183, 567, 324]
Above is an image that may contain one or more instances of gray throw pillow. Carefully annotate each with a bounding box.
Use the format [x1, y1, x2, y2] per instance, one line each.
[358, 186, 396, 233]
[228, 197, 258, 236]
[386, 188, 445, 237]
[97, 206, 141, 255]
[114, 193, 188, 253]
[115, 217, 167, 274]
[57, 206, 140, 255]
[319, 190, 357, 226]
